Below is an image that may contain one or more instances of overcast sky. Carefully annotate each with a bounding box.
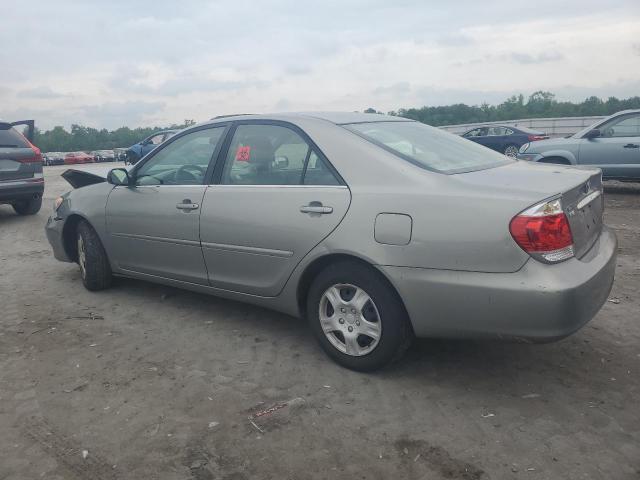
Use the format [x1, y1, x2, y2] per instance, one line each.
[1, 0, 639, 130]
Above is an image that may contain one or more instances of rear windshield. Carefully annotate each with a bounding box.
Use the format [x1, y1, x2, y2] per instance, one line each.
[0, 127, 30, 148]
[344, 121, 512, 174]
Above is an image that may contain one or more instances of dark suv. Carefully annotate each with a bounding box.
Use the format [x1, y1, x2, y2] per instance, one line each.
[0, 121, 44, 215]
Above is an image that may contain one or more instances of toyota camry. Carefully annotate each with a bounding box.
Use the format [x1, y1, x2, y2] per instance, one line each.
[46, 112, 617, 371]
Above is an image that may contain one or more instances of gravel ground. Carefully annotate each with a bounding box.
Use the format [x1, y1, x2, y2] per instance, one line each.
[1, 164, 639, 480]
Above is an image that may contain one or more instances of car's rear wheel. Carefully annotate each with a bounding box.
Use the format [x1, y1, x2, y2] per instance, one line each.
[307, 260, 412, 371]
[12, 196, 42, 215]
[504, 144, 519, 157]
[76, 221, 112, 291]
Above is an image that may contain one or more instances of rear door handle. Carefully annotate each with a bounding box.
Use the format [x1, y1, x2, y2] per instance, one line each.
[623, 143, 639, 149]
[300, 202, 333, 214]
[176, 199, 199, 211]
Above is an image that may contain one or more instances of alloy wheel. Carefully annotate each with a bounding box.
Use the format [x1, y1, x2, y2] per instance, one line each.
[504, 145, 519, 157]
[319, 283, 382, 356]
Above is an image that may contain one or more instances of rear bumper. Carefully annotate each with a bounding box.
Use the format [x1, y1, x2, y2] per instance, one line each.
[379, 226, 617, 341]
[45, 215, 72, 262]
[0, 181, 44, 203]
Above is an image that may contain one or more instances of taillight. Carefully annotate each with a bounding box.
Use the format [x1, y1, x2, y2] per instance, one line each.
[509, 198, 574, 263]
[528, 134, 548, 141]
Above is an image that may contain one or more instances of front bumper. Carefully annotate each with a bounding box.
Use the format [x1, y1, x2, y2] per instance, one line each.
[45, 215, 72, 262]
[379, 226, 617, 341]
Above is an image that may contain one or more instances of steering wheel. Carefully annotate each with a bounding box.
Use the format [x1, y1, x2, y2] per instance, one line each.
[175, 164, 205, 183]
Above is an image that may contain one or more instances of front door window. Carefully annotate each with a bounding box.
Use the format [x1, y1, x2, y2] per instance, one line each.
[135, 127, 225, 185]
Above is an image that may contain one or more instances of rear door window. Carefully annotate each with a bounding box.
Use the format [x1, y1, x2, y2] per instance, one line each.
[221, 124, 309, 185]
[303, 151, 340, 185]
[221, 124, 343, 186]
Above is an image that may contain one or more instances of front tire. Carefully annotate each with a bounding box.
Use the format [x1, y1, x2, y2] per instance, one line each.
[307, 261, 413, 371]
[12, 196, 42, 215]
[77, 221, 112, 291]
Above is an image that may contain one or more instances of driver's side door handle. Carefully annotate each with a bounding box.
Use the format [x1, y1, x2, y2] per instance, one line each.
[623, 143, 639, 149]
[176, 199, 199, 211]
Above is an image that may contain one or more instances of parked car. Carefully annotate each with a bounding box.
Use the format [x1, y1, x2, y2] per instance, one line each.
[462, 125, 548, 157]
[125, 130, 177, 165]
[518, 110, 640, 180]
[43, 152, 65, 166]
[114, 148, 128, 162]
[0, 120, 44, 215]
[46, 113, 616, 371]
[91, 150, 116, 163]
[64, 151, 94, 164]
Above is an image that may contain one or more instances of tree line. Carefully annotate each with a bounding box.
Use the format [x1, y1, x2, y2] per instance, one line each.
[382, 91, 640, 126]
[32, 92, 640, 152]
[33, 120, 196, 153]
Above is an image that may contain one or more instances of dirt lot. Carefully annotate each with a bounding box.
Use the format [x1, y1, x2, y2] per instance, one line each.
[1, 164, 639, 480]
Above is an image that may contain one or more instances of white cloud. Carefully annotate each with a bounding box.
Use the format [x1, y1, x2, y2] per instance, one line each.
[0, 0, 638, 129]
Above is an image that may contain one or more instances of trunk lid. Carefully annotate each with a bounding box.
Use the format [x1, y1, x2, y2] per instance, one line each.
[561, 172, 603, 259]
[452, 161, 603, 259]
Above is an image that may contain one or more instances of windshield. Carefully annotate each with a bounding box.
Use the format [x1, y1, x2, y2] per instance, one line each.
[344, 121, 513, 174]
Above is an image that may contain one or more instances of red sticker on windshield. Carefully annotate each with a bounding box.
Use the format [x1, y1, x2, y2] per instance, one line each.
[235, 145, 251, 162]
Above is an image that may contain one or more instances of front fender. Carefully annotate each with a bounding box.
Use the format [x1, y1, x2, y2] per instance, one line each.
[537, 149, 577, 164]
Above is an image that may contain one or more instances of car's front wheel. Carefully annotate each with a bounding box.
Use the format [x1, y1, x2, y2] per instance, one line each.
[504, 144, 519, 157]
[76, 221, 112, 291]
[12, 196, 42, 215]
[307, 260, 413, 371]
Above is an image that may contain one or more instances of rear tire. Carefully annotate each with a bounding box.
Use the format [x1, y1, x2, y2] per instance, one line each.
[12, 196, 42, 215]
[504, 144, 519, 157]
[77, 221, 112, 291]
[307, 260, 413, 371]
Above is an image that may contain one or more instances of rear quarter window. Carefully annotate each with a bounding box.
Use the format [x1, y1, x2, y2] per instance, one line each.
[0, 127, 29, 148]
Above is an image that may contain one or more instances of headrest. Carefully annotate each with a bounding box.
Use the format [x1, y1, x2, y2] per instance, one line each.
[242, 136, 275, 164]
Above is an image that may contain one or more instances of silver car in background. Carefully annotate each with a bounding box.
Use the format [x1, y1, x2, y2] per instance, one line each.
[46, 113, 617, 371]
[518, 109, 640, 180]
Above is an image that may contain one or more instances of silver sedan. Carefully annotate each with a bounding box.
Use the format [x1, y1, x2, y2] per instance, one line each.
[46, 113, 617, 371]
[518, 109, 640, 180]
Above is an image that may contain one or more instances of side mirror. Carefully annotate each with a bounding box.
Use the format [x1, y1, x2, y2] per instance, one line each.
[585, 129, 601, 139]
[107, 168, 130, 186]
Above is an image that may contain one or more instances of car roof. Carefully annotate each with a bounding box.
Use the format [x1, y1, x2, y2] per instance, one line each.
[149, 129, 177, 135]
[611, 109, 640, 115]
[207, 112, 412, 126]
